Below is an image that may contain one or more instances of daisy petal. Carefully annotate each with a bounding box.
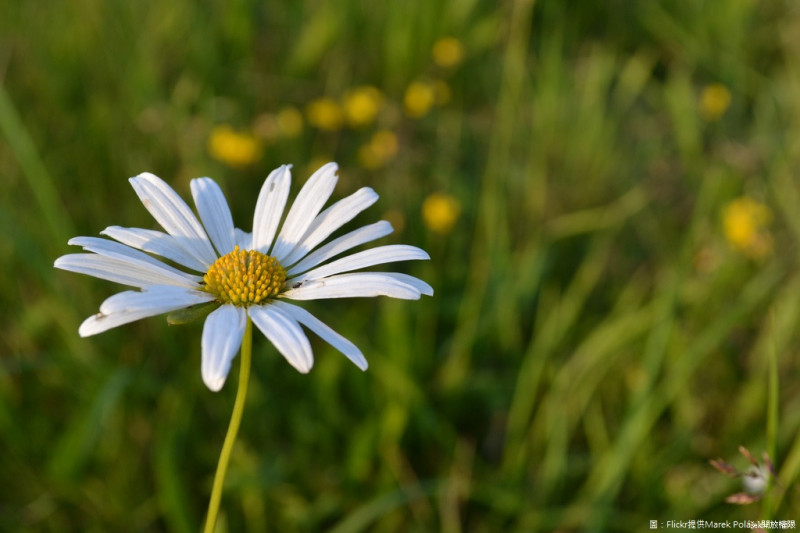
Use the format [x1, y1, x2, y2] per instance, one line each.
[55, 254, 200, 289]
[288, 220, 393, 276]
[78, 286, 214, 336]
[295, 245, 429, 281]
[129, 172, 218, 267]
[101, 226, 209, 272]
[67, 236, 203, 283]
[271, 301, 368, 370]
[381, 273, 434, 296]
[252, 165, 291, 253]
[191, 178, 236, 256]
[201, 305, 247, 392]
[271, 162, 339, 261]
[282, 272, 433, 300]
[249, 305, 314, 373]
[282, 187, 379, 266]
[234, 228, 253, 250]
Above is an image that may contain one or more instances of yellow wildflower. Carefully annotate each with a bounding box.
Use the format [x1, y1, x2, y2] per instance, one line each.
[358, 130, 399, 170]
[343, 86, 383, 128]
[422, 193, 461, 235]
[722, 196, 773, 259]
[432, 37, 464, 68]
[276, 106, 304, 138]
[208, 125, 262, 167]
[404, 81, 436, 118]
[700, 84, 732, 122]
[306, 97, 344, 131]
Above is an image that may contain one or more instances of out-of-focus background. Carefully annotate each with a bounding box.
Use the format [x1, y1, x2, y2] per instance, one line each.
[3, 1, 800, 531]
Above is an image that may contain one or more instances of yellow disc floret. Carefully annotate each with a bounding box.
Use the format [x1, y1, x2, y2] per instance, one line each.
[204, 246, 286, 306]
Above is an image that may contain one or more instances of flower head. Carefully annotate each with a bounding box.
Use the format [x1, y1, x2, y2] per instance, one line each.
[700, 83, 732, 122]
[432, 37, 464, 68]
[358, 130, 399, 170]
[710, 445, 777, 505]
[208, 125, 262, 167]
[55, 163, 432, 391]
[722, 196, 773, 259]
[306, 98, 344, 131]
[404, 81, 436, 118]
[422, 192, 461, 235]
[343, 86, 383, 128]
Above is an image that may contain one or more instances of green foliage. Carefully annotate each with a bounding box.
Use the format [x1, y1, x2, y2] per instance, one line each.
[2, 0, 800, 530]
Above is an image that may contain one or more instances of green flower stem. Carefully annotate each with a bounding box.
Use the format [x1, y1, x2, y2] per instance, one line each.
[204, 317, 253, 533]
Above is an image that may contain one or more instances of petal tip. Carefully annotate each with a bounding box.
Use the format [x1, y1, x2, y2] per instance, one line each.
[203, 374, 226, 392]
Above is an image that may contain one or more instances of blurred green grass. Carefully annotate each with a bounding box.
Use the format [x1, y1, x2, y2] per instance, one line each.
[3, 0, 800, 531]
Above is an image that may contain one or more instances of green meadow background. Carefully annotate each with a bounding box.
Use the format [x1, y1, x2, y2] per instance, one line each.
[3, 1, 800, 531]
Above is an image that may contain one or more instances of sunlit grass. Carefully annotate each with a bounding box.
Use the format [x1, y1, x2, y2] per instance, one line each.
[2, 0, 800, 531]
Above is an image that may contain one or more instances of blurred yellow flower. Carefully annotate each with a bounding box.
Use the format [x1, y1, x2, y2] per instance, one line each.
[432, 37, 464, 68]
[722, 196, 773, 259]
[343, 86, 383, 128]
[422, 192, 461, 235]
[276, 106, 304, 138]
[404, 81, 436, 118]
[358, 130, 399, 170]
[700, 84, 732, 122]
[208, 125, 262, 167]
[306, 97, 344, 131]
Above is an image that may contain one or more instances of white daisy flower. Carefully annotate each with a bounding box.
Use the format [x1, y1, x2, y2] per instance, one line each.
[55, 163, 432, 391]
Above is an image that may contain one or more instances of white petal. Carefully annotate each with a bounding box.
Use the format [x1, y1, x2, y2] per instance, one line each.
[294, 245, 430, 281]
[55, 254, 200, 289]
[78, 286, 214, 336]
[271, 162, 338, 261]
[191, 178, 236, 256]
[282, 187, 379, 267]
[288, 220, 394, 276]
[234, 228, 253, 250]
[129, 172, 218, 267]
[248, 305, 313, 373]
[101, 226, 209, 272]
[282, 272, 433, 300]
[252, 165, 291, 253]
[67, 236, 203, 283]
[270, 301, 367, 370]
[201, 305, 246, 392]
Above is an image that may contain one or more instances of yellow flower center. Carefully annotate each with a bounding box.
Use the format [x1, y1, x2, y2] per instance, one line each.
[204, 246, 286, 306]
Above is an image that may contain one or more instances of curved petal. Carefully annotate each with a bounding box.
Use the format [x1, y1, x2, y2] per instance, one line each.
[191, 178, 236, 256]
[287, 220, 393, 276]
[129, 172, 218, 267]
[270, 301, 367, 370]
[101, 226, 209, 272]
[271, 162, 338, 261]
[78, 286, 214, 336]
[282, 187, 379, 267]
[295, 245, 429, 281]
[252, 165, 291, 253]
[248, 304, 313, 373]
[55, 253, 201, 289]
[67, 236, 203, 282]
[234, 228, 253, 250]
[282, 272, 433, 300]
[201, 305, 247, 392]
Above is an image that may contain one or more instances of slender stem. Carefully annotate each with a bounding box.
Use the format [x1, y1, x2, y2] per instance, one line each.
[204, 317, 253, 533]
[764, 308, 778, 518]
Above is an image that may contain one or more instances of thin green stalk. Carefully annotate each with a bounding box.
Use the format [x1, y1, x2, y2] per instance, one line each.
[204, 317, 253, 533]
[764, 308, 778, 518]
